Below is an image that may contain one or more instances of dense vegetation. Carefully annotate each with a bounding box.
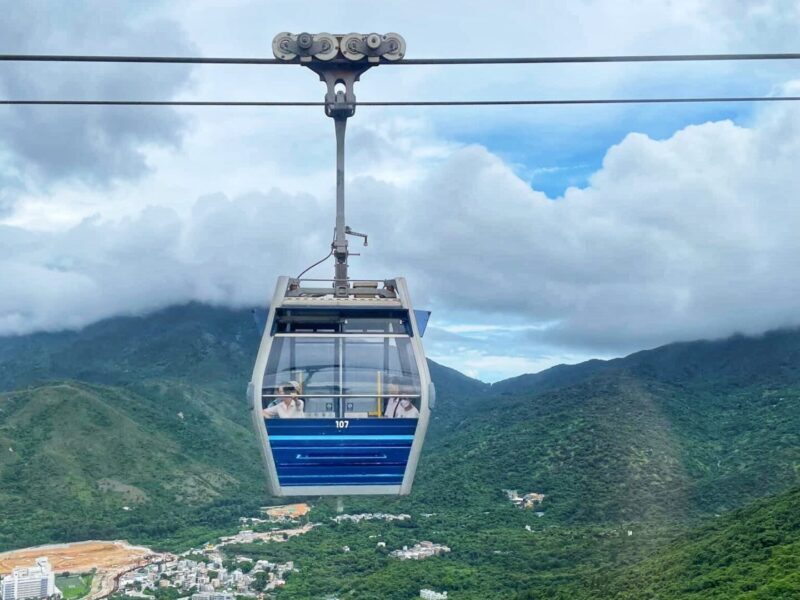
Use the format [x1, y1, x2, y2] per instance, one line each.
[0, 305, 267, 549]
[580, 484, 800, 599]
[222, 484, 800, 599]
[0, 305, 483, 550]
[1, 304, 799, 598]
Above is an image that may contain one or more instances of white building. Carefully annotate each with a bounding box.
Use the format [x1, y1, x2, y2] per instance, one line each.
[191, 592, 234, 600]
[1, 558, 61, 600]
[420, 590, 448, 600]
[391, 541, 451, 560]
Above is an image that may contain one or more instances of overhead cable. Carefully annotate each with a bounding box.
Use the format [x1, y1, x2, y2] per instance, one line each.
[0, 52, 798, 66]
[1, 96, 799, 107]
[398, 53, 800, 65]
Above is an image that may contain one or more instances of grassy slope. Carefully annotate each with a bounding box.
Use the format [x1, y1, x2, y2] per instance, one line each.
[220, 482, 800, 599]
[0, 380, 265, 550]
[579, 485, 800, 599]
[0, 305, 270, 549]
[393, 373, 800, 526]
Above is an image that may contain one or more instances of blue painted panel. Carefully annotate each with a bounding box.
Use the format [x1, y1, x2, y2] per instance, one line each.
[282, 476, 404, 486]
[414, 310, 431, 336]
[276, 460, 409, 470]
[252, 308, 268, 335]
[266, 417, 419, 488]
[267, 425, 418, 436]
[279, 464, 407, 476]
[270, 440, 413, 451]
[272, 447, 411, 465]
[271, 434, 414, 441]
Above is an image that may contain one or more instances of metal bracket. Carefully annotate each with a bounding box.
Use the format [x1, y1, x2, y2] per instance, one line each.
[307, 61, 371, 119]
[273, 32, 406, 296]
[345, 226, 368, 246]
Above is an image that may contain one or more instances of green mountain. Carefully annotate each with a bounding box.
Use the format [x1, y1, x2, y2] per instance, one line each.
[413, 365, 800, 524]
[579, 484, 800, 599]
[0, 303, 486, 551]
[0, 304, 259, 394]
[0, 378, 264, 549]
[492, 328, 800, 395]
[1, 304, 800, 598]
[219, 484, 800, 600]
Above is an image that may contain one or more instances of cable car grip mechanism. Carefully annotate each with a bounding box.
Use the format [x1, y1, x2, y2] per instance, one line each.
[272, 32, 406, 296]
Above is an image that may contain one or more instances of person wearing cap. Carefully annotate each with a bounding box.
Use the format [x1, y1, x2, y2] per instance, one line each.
[383, 377, 419, 418]
[263, 380, 305, 418]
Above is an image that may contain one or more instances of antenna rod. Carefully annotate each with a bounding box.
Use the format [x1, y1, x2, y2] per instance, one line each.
[272, 32, 406, 296]
[333, 116, 348, 288]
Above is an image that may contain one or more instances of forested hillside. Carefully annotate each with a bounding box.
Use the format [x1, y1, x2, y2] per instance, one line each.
[578, 484, 800, 599]
[0, 304, 486, 550]
[1, 305, 799, 598]
[413, 369, 800, 523]
[492, 328, 800, 395]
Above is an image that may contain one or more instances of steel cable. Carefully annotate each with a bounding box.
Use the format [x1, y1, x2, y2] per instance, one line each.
[0, 52, 798, 65]
[1, 97, 799, 107]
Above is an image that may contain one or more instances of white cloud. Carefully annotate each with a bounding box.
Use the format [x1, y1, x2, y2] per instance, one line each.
[0, 1, 195, 200]
[3, 1, 800, 380]
[364, 98, 800, 355]
[435, 323, 556, 335]
[2, 98, 800, 371]
[429, 351, 586, 383]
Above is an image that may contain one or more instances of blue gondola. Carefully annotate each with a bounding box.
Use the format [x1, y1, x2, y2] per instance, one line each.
[249, 32, 432, 495]
[249, 276, 433, 496]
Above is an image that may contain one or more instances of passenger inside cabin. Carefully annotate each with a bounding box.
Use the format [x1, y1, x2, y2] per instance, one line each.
[263, 380, 305, 418]
[384, 376, 420, 418]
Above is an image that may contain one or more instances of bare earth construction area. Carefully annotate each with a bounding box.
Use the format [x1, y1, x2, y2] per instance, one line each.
[0, 540, 164, 599]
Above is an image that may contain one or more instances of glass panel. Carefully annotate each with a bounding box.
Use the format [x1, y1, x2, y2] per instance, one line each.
[380, 396, 421, 419]
[263, 335, 421, 419]
[263, 337, 338, 418]
[343, 337, 421, 418]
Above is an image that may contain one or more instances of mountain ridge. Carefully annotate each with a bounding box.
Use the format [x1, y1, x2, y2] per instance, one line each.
[1, 302, 799, 591]
[490, 326, 800, 395]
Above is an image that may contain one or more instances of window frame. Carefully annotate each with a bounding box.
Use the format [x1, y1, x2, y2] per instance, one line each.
[263, 332, 422, 418]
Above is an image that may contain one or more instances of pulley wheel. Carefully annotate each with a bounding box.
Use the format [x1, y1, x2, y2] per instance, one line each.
[341, 33, 365, 61]
[381, 33, 406, 61]
[313, 32, 339, 61]
[272, 32, 297, 61]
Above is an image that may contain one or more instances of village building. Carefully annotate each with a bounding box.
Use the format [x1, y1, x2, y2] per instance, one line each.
[391, 542, 451, 560]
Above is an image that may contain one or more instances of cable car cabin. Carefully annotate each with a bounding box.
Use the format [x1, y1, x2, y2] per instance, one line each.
[249, 276, 433, 496]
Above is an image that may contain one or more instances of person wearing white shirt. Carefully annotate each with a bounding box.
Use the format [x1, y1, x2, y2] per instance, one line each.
[263, 380, 305, 418]
[383, 378, 419, 418]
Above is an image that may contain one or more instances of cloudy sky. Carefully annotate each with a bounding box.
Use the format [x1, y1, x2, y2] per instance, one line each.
[2, 1, 800, 381]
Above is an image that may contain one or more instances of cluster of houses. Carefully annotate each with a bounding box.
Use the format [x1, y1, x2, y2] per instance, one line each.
[330, 512, 410, 524]
[118, 553, 294, 596]
[503, 489, 545, 509]
[217, 523, 316, 548]
[390, 541, 451, 560]
[2, 502, 455, 600]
